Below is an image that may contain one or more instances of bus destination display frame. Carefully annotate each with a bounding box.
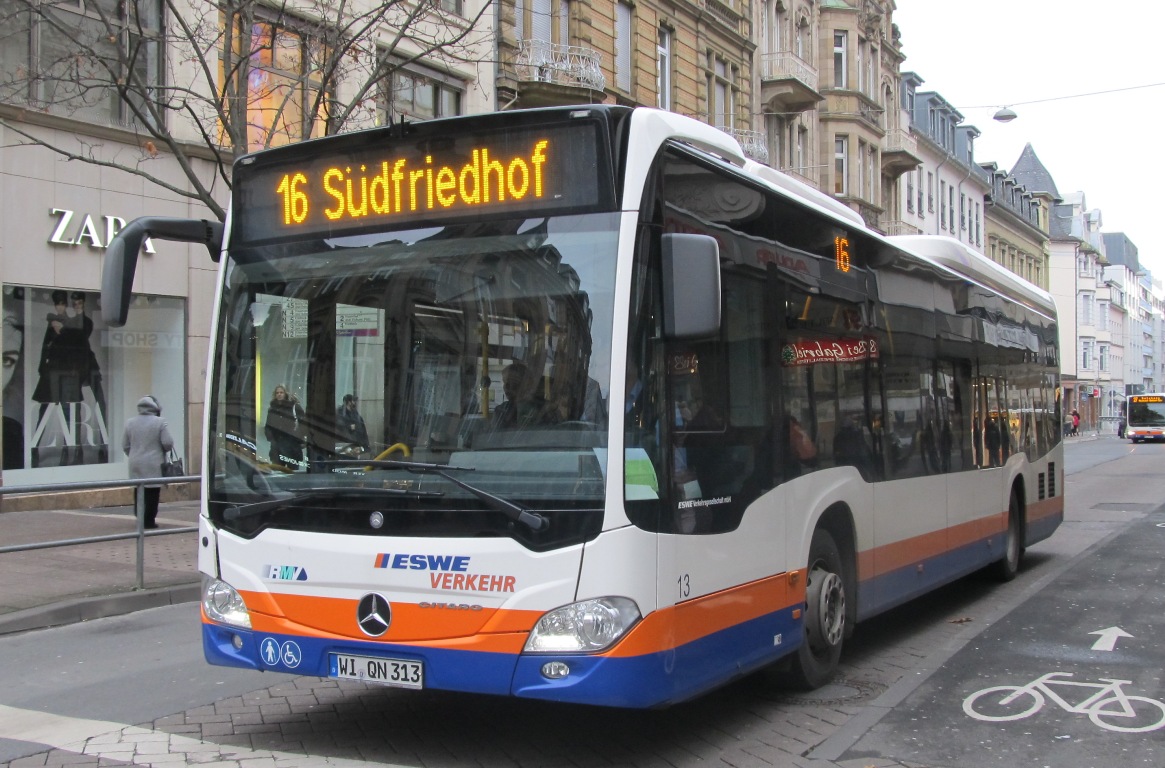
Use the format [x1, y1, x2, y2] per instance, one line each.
[232, 113, 618, 246]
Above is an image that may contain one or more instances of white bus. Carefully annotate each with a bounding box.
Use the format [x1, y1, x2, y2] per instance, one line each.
[1126, 393, 1165, 442]
[102, 106, 1063, 707]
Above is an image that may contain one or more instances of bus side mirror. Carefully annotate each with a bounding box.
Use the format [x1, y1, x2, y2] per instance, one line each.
[102, 217, 224, 327]
[661, 233, 721, 339]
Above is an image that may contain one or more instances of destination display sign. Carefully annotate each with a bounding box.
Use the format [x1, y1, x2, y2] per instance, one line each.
[233, 118, 612, 244]
[1130, 395, 1165, 403]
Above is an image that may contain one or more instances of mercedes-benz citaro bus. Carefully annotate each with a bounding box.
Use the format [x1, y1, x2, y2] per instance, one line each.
[1126, 393, 1165, 442]
[102, 106, 1063, 708]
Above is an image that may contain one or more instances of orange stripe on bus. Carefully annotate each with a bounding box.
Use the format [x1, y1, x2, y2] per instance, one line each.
[605, 570, 806, 657]
[1027, 495, 1063, 522]
[857, 513, 1007, 580]
[240, 610, 530, 653]
[855, 493, 1062, 582]
[235, 571, 809, 658]
[237, 590, 543, 643]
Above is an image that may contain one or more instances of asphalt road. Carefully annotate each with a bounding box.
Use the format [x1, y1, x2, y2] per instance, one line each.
[1, 436, 1160, 768]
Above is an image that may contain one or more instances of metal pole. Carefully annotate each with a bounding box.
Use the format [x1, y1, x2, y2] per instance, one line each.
[135, 483, 146, 589]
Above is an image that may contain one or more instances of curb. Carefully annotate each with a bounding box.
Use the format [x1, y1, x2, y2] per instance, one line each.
[0, 582, 200, 636]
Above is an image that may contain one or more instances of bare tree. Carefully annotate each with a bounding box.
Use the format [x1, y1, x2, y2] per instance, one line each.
[0, 0, 494, 220]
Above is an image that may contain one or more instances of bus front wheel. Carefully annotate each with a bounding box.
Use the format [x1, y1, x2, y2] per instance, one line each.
[788, 529, 846, 690]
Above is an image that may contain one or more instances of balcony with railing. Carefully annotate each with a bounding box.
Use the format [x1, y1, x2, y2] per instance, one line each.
[703, 0, 747, 36]
[823, 92, 883, 131]
[719, 127, 769, 164]
[784, 166, 816, 186]
[882, 219, 922, 237]
[510, 39, 605, 106]
[758, 51, 821, 113]
[882, 127, 922, 177]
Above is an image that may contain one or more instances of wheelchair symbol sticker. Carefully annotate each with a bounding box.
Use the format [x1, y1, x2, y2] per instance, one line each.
[280, 640, 302, 668]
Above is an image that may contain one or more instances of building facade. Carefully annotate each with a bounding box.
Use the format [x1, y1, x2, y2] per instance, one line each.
[1048, 192, 1107, 430]
[3, 0, 1150, 488]
[0, 0, 496, 486]
[893, 76, 988, 247]
[1103, 233, 1149, 405]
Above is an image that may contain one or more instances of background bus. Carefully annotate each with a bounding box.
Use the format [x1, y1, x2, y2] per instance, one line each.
[102, 105, 1062, 708]
[1126, 393, 1165, 442]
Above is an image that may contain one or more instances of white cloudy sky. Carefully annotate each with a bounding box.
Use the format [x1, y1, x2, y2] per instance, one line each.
[891, 0, 1165, 274]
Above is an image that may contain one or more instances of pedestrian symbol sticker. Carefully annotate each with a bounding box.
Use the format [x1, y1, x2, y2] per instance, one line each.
[260, 637, 280, 666]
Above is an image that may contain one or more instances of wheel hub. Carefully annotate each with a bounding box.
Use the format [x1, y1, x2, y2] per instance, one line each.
[806, 567, 845, 649]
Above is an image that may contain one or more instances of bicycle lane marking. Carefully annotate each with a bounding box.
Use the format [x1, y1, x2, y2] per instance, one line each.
[823, 511, 1165, 767]
[963, 672, 1165, 733]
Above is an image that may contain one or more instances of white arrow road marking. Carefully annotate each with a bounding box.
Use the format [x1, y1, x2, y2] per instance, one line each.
[1089, 626, 1133, 651]
[0, 704, 406, 767]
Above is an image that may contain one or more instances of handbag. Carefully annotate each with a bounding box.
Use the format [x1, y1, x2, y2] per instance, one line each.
[161, 449, 185, 478]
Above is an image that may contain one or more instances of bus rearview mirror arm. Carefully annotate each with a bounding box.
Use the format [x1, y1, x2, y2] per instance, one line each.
[661, 233, 722, 339]
[102, 216, 224, 328]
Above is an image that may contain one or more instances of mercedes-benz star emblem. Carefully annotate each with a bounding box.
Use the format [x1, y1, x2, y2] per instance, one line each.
[357, 593, 392, 637]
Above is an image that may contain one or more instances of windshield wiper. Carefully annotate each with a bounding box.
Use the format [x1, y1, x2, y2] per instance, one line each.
[224, 485, 442, 522]
[328, 459, 549, 532]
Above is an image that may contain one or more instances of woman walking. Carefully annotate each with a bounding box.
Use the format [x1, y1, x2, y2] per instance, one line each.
[122, 394, 175, 529]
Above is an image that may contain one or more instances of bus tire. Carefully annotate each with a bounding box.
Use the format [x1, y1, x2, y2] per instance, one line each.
[788, 528, 846, 690]
[992, 489, 1022, 582]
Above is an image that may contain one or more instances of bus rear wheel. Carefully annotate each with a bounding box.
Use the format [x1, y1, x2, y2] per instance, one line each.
[788, 529, 846, 690]
[991, 489, 1022, 582]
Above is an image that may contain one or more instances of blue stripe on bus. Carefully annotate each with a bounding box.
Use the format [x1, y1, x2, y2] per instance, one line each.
[1025, 508, 1063, 548]
[855, 517, 1060, 620]
[203, 604, 802, 708]
[512, 604, 802, 707]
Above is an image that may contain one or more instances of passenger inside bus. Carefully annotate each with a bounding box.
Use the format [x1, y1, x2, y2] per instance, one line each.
[782, 414, 818, 479]
[490, 362, 553, 430]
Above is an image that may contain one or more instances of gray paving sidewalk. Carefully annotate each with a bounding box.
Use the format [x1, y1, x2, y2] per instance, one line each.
[0, 500, 202, 635]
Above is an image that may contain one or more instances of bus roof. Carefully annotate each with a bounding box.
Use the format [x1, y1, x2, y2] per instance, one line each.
[888, 235, 1058, 319]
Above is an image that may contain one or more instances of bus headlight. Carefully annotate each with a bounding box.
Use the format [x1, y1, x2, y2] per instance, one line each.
[524, 597, 640, 653]
[202, 578, 252, 628]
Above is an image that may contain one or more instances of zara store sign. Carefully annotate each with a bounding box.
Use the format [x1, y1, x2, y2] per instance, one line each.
[47, 208, 157, 253]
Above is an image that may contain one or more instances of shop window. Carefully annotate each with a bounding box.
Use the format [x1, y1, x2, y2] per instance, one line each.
[2, 285, 185, 479]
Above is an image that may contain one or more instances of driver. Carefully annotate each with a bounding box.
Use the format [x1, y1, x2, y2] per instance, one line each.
[491, 362, 554, 429]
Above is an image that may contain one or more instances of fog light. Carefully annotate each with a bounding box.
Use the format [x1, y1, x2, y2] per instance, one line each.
[232, 634, 244, 650]
[541, 661, 571, 679]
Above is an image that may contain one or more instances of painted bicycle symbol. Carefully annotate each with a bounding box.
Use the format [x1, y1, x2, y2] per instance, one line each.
[963, 672, 1165, 733]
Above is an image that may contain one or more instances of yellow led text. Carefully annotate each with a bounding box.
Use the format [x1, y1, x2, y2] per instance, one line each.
[834, 236, 850, 273]
[275, 140, 551, 226]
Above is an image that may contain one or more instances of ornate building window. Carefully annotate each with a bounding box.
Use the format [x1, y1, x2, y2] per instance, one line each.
[0, 0, 165, 127]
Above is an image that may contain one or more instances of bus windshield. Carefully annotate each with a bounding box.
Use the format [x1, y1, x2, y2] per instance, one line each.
[207, 212, 617, 546]
[1128, 396, 1165, 427]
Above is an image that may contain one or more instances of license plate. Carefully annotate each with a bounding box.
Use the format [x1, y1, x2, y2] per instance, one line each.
[329, 653, 423, 689]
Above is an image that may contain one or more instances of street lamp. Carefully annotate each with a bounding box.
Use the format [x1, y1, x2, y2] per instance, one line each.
[992, 106, 1018, 122]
